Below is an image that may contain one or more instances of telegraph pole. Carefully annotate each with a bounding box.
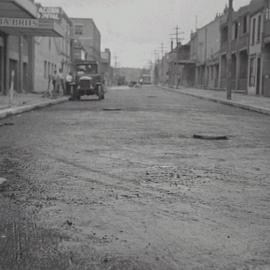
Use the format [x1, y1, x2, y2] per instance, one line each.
[226, 0, 233, 100]
[170, 25, 184, 47]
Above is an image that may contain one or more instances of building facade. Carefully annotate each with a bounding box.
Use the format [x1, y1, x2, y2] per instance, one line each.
[0, 0, 63, 94]
[71, 18, 101, 62]
[33, 5, 72, 92]
[262, 0, 270, 97]
[248, 0, 264, 95]
[100, 48, 112, 86]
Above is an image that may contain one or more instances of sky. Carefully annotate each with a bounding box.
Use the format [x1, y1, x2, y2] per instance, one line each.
[38, 0, 250, 68]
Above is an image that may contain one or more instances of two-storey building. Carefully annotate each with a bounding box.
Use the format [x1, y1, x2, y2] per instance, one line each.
[248, 0, 265, 95]
[0, 0, 63, 94]
[33, 5, 72, 92]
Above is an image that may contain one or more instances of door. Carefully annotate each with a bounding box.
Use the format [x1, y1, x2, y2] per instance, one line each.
[256, 57, 261, 95]
[9, 59, 18, 91]
[23, 62, 28, 91]
[0, 47, 3, 93]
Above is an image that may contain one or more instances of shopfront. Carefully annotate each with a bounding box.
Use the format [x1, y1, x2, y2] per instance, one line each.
[0, 0, 63, 94]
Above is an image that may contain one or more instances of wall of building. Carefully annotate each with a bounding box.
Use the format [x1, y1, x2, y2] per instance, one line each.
[7, 35, 31, 92]
[33, 7, 72, 92]
[71, 18, 101, 62]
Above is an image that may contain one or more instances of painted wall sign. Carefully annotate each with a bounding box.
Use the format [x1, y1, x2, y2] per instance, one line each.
[38, 7, 61, 20]
[0, 17, 39, 28]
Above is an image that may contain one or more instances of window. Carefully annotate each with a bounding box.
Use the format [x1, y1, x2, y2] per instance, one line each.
[252, 18, 256, 45]
[243, 15, 247, 34]
[249, 57, 256, 87]
[266, 8, 270, 21]
[75, 25, 83, 35]
[257, 15, 262, 43]
[48, 62, 51, 78]
[44, 61, 47, 79]
[234, 22, 238, 39]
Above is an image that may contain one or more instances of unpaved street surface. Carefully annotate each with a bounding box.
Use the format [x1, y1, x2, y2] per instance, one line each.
[0, 86, 270, 270]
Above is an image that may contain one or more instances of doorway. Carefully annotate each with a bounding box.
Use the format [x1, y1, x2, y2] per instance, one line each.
[9, 59, 18, 91]
[256, 57, 261, 95]
[0, 46, 3, 93]
[23, 62, 28, 91]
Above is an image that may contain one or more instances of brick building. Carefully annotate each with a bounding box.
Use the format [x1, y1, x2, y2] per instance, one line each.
[71, 18, 101, 62]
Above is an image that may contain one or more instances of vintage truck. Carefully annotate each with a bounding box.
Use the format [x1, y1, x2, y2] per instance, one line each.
[72, 60, 105, 100]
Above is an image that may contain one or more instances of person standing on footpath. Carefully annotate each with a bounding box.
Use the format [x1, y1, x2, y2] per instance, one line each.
[51, 70, 57, 98]
[55, 69, 61, 96]
[65, 72, 73, 96]
[59, 69, 65, 96]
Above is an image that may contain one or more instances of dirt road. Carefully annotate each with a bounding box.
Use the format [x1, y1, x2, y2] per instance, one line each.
[0, 86, 269, 270]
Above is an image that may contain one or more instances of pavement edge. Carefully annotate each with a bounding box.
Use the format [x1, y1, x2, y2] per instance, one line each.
[158, 86, 270, 116]
[0, 97, 69, 120]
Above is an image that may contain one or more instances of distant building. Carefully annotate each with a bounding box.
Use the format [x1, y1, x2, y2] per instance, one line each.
[100, 48, 113, 85]
[71, 18, 101, 62]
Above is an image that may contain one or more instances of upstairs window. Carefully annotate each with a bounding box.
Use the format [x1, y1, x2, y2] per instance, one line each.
[75, 25, 83, 35]
[252, 18, 256, 45]
[257, 15, 262, 43]
[243, 15, 247, 34]
[234, 22, 239, 39]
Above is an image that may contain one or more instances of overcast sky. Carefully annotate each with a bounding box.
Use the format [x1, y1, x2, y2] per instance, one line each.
[39, 0, 250, 68]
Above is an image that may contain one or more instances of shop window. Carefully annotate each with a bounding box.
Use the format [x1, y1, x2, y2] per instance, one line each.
[44, 61, 47, 79]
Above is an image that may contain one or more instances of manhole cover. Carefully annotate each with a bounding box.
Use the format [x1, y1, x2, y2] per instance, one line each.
[103, 108, 122, 111]
[193, 134, 229, 140]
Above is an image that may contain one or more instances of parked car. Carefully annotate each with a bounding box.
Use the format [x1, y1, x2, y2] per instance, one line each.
[128, 81, 137, 87]
[72, 60, 105, 100]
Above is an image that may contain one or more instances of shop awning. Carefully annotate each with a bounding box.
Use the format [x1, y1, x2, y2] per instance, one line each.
[0, 1, 64, 37]
[0, 18, 64, 37]
[0, 0, 38, 19]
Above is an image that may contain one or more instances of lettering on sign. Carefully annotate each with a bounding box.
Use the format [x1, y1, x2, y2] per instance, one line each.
[39, 7, 60, 20]
[0, 17, 39, 28]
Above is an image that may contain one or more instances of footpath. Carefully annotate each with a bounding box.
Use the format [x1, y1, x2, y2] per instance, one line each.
[159, 86, 270, 116]
[0, 93, 69, 120]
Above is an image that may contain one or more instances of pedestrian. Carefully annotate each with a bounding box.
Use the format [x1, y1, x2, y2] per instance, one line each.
[51, 70, 57, 98]
[55, 69, 61, 96]
[65, 72, 73, 96]
[59, 69, 65, 96]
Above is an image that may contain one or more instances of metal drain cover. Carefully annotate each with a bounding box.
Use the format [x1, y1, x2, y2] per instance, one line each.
[193, 134, 229, 140]
[103, 108, 122, 111]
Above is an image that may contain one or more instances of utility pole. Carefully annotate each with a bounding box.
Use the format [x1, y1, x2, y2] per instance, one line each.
[226, 0, 233, 100]
[171, 25, 184, 47]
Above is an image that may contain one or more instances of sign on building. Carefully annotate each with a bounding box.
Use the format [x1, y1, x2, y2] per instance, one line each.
[0, 17, 39, 28]
[38, 7, 61, 20]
